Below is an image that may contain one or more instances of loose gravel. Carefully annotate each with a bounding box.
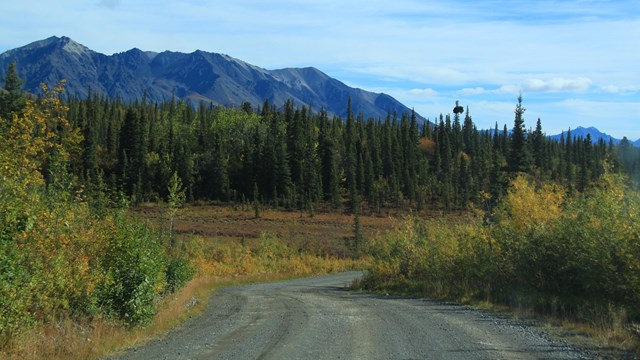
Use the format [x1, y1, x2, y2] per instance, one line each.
[107, 272, 595, 360]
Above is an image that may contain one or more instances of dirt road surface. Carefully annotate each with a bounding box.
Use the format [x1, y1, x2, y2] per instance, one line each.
[108, 272, 589, 359]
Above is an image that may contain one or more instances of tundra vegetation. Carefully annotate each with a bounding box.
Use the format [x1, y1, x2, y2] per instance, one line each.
[1, 61, 639, 357]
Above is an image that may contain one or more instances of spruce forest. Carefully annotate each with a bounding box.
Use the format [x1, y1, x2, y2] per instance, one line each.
[2, 59, 640, 357]
[56, 89, 639, 214]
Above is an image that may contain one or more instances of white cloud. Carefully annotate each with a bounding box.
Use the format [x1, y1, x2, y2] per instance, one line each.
[350, 66, 470, 86]
[496, 85, 521, 94]
[457, 85, 520, 96]
[408, 88, 438, 96]
[601, 85, 619, 93]
[523, 77, 592, 93]
[600, 84, 639, 94]
[458, 78, 592, 97]
[457, 87, 488, 95]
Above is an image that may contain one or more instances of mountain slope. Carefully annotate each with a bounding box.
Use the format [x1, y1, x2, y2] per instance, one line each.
[0, 36, 420, 120]
[547, 126, 640, 148]
[550, 126, 618, 144]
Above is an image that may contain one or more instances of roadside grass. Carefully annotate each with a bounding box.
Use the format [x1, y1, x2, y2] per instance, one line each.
[473, 299, 640, 356]
[6, 274, 316, 360]
[352, 278, 640, 357]
[3, 276, 221, 360]
[1, 204, 390, 360]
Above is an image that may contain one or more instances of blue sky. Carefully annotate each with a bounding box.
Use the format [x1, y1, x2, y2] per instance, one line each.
[1, 0, 639, 139]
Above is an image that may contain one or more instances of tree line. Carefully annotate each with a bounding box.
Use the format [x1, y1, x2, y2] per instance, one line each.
[67, 94, 633, 212]
[2, 61, 638, 215]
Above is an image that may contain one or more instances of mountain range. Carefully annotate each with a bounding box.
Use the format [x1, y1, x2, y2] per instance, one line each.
[0, 36, 420, 121]
[548, 126, 640, 147]
[1, 36, 637, 146]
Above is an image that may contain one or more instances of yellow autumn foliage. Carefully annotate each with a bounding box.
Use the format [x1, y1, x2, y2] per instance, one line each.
[0, 82, 177, 348]
[179, 232, 362, 277]
[0, 82, 82, 197]
[362, 172, 640, 333]
[497, 174, 565, 233]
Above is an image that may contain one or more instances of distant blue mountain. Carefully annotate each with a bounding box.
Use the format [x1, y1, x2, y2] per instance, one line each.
[548, 126, 640, 147]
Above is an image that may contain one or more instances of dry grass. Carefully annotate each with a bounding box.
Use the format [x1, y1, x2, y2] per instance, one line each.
[0, 276, 207, 360]
[137, 203, 398, 258]
[471, 299, 640, 357]
[140, 203, 396, 238]
[548, 312, 640, 356]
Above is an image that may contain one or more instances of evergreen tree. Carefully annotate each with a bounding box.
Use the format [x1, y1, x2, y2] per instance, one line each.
[457, 153, 472, 206]
[531, 118, 544, 169]
[301, 106, 321, 205]
[81, 101, 99, 182]
[345, 98, 358, 212]
[508, 95, 531, 173]
[577, 135, 591, 192]
[565, 129, 574, 192]
[500, 124, 509, 156]
[265, 108, 291, 204]
[618, 137, 636, 175]
[352, 199, 363, 252]
[382, 112, 396, 182]
[253, 181, 260, 219]
[0, 61, 26, 128]
[437, 117, 453, 209]
[210, 132, 230, 200]
[318, 111, 340, 208]
[462, 107, 475, 156]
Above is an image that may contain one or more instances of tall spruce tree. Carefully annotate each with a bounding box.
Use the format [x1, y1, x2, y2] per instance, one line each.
[345, 98, 358, 212]
[565, 129, 574, 191]
[531, 118, 544, 169]
[508, 95, 531, 173]
[0, 61, 26, 127]
[318, 111, 340, 208]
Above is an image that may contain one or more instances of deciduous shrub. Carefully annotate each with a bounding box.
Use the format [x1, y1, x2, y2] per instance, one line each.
[98, 216, 167, 326]
[165, 256, 194, 294]
[362, 173, 640, 323]
[0, 83, 193, 346]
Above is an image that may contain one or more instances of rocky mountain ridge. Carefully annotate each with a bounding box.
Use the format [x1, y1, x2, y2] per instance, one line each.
[0, 36, 421, 121]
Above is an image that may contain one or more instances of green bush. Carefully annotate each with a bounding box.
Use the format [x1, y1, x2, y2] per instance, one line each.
[99, 216, 166, 326]
[165, 256, 194, 294]
[0, 241, 32, 345]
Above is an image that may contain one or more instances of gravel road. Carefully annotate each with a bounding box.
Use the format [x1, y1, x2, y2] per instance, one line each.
[108, 272, 590, 360]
